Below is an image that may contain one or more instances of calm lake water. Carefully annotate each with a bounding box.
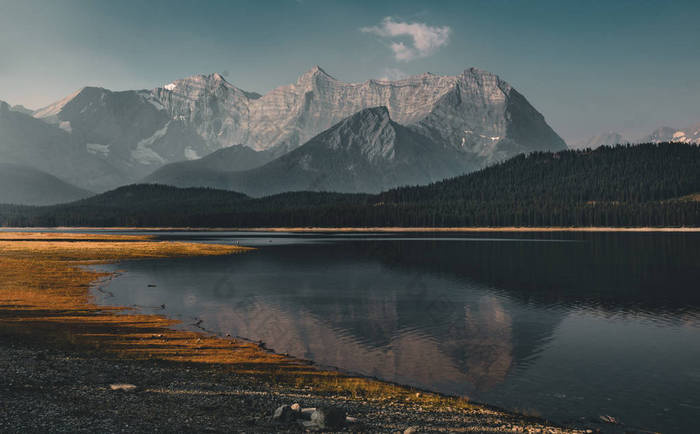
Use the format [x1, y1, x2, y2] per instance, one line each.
[91, 231, 700, 433]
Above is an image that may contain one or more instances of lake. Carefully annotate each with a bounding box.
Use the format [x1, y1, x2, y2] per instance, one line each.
[92, 231, 700, 433]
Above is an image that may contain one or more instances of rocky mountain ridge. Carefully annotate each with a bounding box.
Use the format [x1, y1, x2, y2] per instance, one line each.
[27, 67, 565, 182]
[2, 66, 567, 202]
[151, 66, 565, 159]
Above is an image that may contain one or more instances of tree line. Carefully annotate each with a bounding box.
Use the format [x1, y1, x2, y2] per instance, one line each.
[1, 142, 698, 227]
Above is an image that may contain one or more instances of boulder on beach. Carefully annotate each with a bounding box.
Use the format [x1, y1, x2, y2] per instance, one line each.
[272, 404, 300, 423]
[309, 406, 347, 429]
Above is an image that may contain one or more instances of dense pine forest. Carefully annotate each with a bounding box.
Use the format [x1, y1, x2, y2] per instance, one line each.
[1, 143, 698, 227]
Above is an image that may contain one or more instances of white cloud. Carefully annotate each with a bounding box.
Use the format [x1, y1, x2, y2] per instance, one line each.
[361, 17, 451, 62]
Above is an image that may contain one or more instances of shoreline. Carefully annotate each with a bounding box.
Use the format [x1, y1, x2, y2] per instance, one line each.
[0, 232, 591, 432]
[3, 225, 700, 232]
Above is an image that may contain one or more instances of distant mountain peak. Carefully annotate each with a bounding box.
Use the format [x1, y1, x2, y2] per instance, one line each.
[297, 65, 337, 84]
[331, 106, 393, 133]
[33, 87, 85, 120]
[308, 106, 399, 163]
[163, 72, 232, 90]
[642, 124, 700, 145]
[460, 67, 511, 91]
[573, 131, 626, 149]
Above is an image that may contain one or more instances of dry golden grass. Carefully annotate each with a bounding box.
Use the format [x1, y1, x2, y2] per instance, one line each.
[679, 193, 700, 202]
[0, 233, 475, 409]
[0, 231, 153, 240]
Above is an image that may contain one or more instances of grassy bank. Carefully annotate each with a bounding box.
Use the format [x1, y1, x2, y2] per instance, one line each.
[0, 232, 587, 432]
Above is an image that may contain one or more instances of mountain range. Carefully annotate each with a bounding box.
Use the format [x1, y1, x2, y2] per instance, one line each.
[574, 122, 700, 149]
[3, 66, 567, 202]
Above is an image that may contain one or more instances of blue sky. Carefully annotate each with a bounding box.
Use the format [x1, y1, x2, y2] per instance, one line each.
[1, 0, 698, 144]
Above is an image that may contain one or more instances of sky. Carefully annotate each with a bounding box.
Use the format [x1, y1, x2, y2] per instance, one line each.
[1, 0, 698, 145]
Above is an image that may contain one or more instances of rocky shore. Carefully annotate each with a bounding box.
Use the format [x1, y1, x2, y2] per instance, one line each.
[0, 334, 590, 433]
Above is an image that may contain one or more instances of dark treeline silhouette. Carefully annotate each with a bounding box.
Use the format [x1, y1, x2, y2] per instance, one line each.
[1, 143, 698, 227]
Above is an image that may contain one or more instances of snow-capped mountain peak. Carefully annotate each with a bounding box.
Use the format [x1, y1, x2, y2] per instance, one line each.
[641, 125, 700, 145]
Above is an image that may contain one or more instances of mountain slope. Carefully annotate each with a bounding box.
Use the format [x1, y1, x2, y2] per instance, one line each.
[0, 163, 92, 205]
[33, 86, 210, 181]
[143, 145, 274, 188]
[170, 107, 476, 196]
[0, 101, 126, 191]
[410, 70, 566, 164]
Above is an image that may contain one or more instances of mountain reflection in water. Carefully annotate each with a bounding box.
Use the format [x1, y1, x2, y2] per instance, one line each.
[94, 232, 700, 433]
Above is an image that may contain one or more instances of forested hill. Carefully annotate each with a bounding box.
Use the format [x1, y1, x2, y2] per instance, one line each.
[1, 143, 698, 228]
[379, 142, 699, 203]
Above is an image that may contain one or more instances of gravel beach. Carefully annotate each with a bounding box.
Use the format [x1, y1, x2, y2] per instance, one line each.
[0, 333, 592, 433]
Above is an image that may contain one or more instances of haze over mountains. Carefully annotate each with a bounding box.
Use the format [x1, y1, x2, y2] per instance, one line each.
[574, 122, 700, 149]
[0, 163, 91, 206]
[0, 66, 569, 203]
[0, 101, 124, 192]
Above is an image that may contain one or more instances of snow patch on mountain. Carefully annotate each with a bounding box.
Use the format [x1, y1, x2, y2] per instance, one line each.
[131, 124, 169, 165]
[641, 124, 700, 145]
[86, 143, 110, 157]
[184, 147, 200, 160]
[142, 93, 166, 111]
[131, 144, 165, 165]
